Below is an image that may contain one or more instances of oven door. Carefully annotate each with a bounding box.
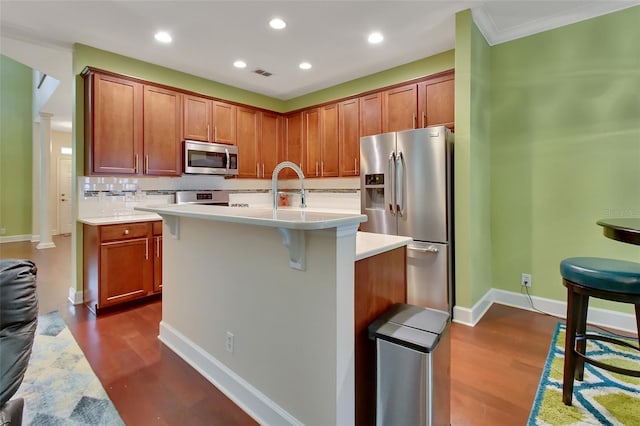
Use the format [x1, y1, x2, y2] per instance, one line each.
[184, 141, 238, 175]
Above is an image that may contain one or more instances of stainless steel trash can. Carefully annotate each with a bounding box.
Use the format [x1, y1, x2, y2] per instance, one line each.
[368, 303, 450, 426]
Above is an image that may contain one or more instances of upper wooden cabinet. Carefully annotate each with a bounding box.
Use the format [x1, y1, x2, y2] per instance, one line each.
[84, 72, 143, 175]
[183, 95, 236, 144]
[236, 109, 282, 179]
[283, 112, 304, 179]
[83, 69, 183, 176]
[320, 104, 339, 177]
[339, 98, 360, 177]
[303, 108, 321, 177]
[260, 111, 283, 179]
[359, 92, 383, 137]
[304, 105, 339, 178]
[212, 100, 237, 144]
[182, 94, 210, 142]
[418, 73, 455, 129]
[383, 83, 418, 132]
[83, 67, 453, 179]
[358, 70, 455, 136]
[143, 85, 182, 176]
[236, 106, 260, 178]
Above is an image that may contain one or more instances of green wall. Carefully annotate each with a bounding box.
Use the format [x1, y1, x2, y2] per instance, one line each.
[286, 50, 454, 111]
[490, 6, 640, 312]
[73, 44, 454, 114]
[453, 11, 473, 308]
[469, 17, 493, 304]
[73, 44, 286, 112]
[0, 55, 33, 237]
[453, 11, 494, 309]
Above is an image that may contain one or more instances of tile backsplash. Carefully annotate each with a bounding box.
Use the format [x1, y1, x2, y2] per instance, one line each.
[78, 175, 360, 219]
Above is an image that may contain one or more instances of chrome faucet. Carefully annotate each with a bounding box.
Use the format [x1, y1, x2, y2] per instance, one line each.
[272, 161, 306, 210]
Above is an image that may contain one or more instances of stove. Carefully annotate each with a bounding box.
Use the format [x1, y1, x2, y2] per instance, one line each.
[175, 190, 229, 206]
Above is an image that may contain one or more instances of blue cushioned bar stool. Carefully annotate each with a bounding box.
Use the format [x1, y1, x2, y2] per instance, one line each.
[560, 257, 640, 406]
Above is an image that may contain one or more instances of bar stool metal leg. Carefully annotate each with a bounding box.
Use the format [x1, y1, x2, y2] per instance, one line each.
[636, 304, 640, 348]
[563, 283, 579, 405]
[575, 293, 589, 381]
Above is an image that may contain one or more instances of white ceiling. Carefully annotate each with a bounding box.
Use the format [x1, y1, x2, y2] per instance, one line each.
[1, 0, 637, 131]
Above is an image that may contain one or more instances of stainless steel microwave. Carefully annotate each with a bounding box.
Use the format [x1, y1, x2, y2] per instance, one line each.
[184, 140, 238, 176]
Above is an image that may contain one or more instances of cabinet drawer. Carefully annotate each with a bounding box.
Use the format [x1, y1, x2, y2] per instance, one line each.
[100, 223, 150, 242]
[152, 221, 162, 236]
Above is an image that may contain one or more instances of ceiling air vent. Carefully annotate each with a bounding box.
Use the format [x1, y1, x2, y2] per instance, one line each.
[253, 69, 273, 77]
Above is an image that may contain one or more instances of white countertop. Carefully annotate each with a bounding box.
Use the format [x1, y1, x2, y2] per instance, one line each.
[355, 232, 412, 261]
[78, 213, 162, 226]
[79, 207, 410, 260]
[135, 204, 367, 231]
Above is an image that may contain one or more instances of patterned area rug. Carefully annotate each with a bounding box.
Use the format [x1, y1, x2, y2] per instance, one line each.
[528, 323, 640, 425]
[13, 311, 124, 425]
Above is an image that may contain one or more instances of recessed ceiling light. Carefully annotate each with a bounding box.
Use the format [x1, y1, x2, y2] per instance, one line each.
[269, 18, 286, 30]
[368, 32, 384, 44]
[299, 62, 312, 70]
[154, 31, 172, 44]
[233, 60, 247, 69]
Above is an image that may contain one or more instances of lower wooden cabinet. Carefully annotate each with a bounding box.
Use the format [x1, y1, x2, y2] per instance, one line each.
[152, 221, 163, 293]
[354, 246, 406, 425]
[83, 220, 162, 314]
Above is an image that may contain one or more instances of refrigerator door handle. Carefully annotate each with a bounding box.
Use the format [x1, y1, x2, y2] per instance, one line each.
[396, 151, 406, 217]
[407, 245, 439, 254]
[387, 152, 396, 216]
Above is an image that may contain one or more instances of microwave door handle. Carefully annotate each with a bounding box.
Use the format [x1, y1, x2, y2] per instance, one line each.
[387, 152, 396, 216]
[225, 148, 230, 172]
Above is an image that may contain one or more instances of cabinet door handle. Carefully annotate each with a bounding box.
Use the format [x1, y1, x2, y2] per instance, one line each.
[321, 161, 324, 176]
[422, 112, 426, 128]
[156, 237, 160, 258]
[145, 155, 149, 174]
[207, 125, 210, 141]
[124, 229, 130, 235]
[315, 161, 319, 176]
[262, 163, 265, 178]
[256, 163, 259, 177]
[413, 113, 416, 129]
[134, 154, 138, 174]
[145, 239, 149, 260]
[214, 126, 218, 142]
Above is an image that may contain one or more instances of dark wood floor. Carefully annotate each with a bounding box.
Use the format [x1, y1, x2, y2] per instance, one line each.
[2, 237, 561, 425]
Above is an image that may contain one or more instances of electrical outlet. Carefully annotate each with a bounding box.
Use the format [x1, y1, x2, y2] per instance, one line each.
[225, 331, 234, 353]
[0, 227, 6, 236]
[521, 273, 532, 288]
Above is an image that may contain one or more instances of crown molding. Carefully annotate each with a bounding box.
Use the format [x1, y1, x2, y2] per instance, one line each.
[472, 2, 640, 46]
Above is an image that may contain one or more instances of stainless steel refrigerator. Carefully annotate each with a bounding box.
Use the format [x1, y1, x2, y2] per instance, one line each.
[360, 126, 453, 313]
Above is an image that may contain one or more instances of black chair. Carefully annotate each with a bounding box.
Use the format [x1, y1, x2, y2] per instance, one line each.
[0, 259, 38, 425]
[560, 257, 640, 406]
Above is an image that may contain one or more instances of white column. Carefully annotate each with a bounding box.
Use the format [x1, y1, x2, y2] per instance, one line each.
[31, 122, 40, 242]
[37, 112, 55, 249]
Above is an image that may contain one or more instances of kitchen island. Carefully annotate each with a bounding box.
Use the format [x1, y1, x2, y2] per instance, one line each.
[135, 204, 410, 425]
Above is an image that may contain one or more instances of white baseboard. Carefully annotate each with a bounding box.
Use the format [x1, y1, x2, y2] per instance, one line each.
[68, 287, 83, 305]
[453, 288, 637, 334]
[0, 234, 32, 243]
[452, 294, 493, 327]
[159, 321, 302, 426]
